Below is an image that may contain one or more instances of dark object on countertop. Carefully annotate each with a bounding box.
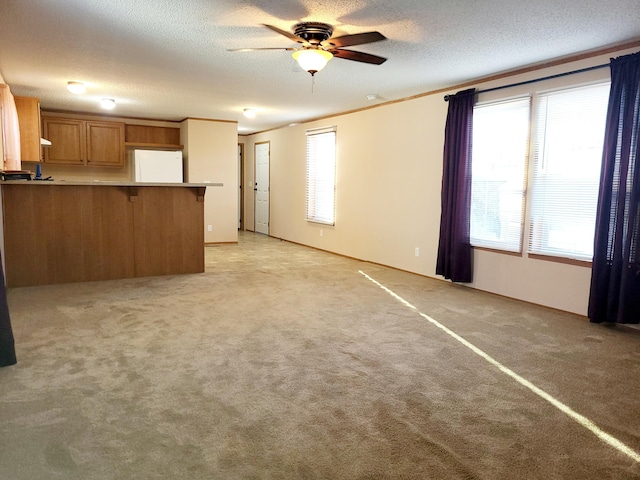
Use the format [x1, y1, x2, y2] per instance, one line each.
[0, 252, 16, 367]
[1, 170, 32, 181]
[30, 164, 52, 181]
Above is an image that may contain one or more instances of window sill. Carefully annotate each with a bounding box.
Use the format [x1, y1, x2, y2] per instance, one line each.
[527, 253, 592, 267]
[471, 247, 593, 267]
[306, 219, 335, 226]
[472, 246, 522, 257]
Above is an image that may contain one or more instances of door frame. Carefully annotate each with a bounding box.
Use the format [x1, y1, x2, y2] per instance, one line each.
[238, 143, 244, 231]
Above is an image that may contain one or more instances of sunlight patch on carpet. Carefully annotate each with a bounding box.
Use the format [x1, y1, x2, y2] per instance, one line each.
[358, 270, 640, 465]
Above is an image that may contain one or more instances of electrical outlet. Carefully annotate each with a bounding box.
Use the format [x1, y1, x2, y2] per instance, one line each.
[320, 229, 323, 237]
[207, 225, 212, 232]
[415, 247, 420, 257]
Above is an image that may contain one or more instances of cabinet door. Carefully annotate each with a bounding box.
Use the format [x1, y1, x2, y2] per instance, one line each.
[43, 118, 85, 165]
[14, 96, 42, 163]
[86, 121, 125, 167]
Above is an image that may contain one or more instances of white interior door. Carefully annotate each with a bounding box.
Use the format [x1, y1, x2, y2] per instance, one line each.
[255, 142, 270, 235]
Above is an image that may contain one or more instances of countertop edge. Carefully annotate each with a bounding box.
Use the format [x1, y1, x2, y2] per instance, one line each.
[0, 181, 221, 187]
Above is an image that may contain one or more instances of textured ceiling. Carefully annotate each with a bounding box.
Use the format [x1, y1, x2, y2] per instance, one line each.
[1, 0, 639, 134]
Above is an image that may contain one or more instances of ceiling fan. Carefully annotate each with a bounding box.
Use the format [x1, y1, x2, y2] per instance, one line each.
[230, 22, 388, 76]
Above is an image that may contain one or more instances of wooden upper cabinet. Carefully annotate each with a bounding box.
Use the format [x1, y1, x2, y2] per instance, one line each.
[42, 115, 125, 167]
[14, 96, 42, 163]
[43, 117, 86, 165]
[87, 121, 125, 166]
[124, 124, 182, 149]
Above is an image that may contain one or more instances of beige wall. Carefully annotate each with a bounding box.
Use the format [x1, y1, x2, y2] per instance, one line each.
[242, 44, 639, 316]
[181, 118, 238, 243]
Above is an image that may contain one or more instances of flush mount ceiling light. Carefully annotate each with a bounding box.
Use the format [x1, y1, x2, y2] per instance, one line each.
[100, 98, 116, 110]
[243, 108, 256, 119]
[67, 81, 86, 94]
[292, 48, 333, 76]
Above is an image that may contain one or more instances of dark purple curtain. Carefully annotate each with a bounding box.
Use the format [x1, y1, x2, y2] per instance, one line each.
[436, 88, 476, 283]
[588, 51, 640, 324]
[0, 253, 17, 367]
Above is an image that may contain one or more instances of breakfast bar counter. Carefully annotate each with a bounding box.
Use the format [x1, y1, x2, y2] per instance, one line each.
[0, 181, 208, 287]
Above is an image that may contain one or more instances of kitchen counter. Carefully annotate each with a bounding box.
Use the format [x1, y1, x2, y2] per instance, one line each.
[0, 180, 221, 187]
[0, 181, 213, 287]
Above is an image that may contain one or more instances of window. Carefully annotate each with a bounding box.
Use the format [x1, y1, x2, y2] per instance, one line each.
[471, 97, 530, 252]
[306, 127, 336, 225]
[528, 83, 610, 261]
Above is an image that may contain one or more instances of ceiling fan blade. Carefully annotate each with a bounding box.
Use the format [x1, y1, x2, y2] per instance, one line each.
[228, 47, 296, 52]
[262, 24, 306, 44]
[331, 49, 387, 65]
[324, 31, 386, 48]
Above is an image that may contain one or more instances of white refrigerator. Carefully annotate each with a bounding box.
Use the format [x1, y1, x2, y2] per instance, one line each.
[132, 149, 183, 183]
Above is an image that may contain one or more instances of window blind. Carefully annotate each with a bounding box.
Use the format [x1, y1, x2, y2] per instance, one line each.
[528, 83, 610, 261]
[306, 127, 336, 225]
[471, 97, 530, 252]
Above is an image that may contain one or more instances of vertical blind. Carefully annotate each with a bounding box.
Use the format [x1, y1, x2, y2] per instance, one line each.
[470, 97, 530, 252]
[528, 83, 610, 261]
[306, 127, 336, 225]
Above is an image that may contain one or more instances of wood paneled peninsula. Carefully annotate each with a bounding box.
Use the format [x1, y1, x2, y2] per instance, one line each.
[0, 181, 210, 287]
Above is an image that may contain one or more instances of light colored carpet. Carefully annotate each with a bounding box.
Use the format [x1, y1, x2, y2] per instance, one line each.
[1, 232, 639, 479]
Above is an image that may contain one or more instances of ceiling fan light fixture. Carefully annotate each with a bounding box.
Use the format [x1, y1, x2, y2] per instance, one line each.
[67, 81, 86, 94]
[292, 49, 333, 76]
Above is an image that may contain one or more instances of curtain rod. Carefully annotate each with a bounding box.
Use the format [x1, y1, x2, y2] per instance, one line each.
[443, 62, 610, 101]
